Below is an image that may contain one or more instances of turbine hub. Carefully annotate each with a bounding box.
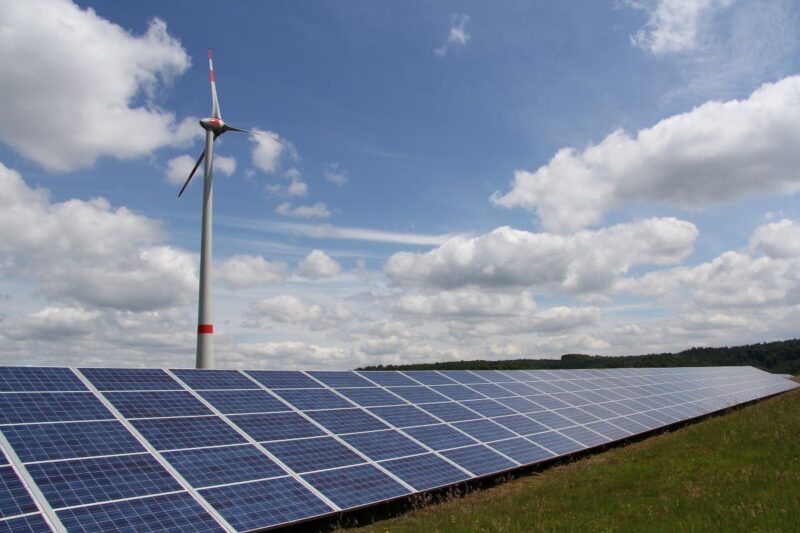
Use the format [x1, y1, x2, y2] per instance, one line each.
[199, 117, 224, 132]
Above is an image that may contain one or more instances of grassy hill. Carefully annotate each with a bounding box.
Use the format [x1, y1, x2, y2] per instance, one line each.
[351, 379, 800, 532]
[358, 338, 800, 375]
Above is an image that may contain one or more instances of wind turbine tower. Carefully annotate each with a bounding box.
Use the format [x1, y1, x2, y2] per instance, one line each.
[178, 49, 256, 369]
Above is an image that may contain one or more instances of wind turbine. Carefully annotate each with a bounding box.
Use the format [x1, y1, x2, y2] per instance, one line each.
[178, 49, 255, 369]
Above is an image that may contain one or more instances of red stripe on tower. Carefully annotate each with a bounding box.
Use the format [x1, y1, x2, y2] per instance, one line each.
[198, 324, 213, 334]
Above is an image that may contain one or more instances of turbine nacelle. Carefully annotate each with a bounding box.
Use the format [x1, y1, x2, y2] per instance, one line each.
[199, 117, 224, 133]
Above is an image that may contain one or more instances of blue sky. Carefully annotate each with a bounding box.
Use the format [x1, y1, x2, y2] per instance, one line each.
[2, 0, 800, 369]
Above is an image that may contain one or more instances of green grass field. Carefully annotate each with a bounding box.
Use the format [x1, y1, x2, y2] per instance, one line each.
[353, 380, 800, 532]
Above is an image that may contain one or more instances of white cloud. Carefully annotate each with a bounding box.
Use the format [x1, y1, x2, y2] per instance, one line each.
[250, 129, 290, 173]
[0, 162, 196, 311]
[394, 289, 537, 317]
[217, 255, 287, 289]
[165, 154, 235, 185]
[0, 0, 198, 172]
[749, 219, 800, 259]
[287, 179, 308, 197]
[492, 76, 800, 232]
[235, 341, 354, 369]
[323, 162, 349, 186]
[385, 218, 697, 293]
[3, 307, 100, 340]
[298, 250, 342, 280]
[435, 14, 470, 57]
[247, 295, 324, 324]
[275, 202, 331, 219]
[625, 0, 734, 56]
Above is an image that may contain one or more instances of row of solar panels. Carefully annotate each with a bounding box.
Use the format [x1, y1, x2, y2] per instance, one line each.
[0, 366, 795, 532]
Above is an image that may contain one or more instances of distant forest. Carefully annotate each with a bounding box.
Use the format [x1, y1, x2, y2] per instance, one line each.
[357, 339, 800, 375]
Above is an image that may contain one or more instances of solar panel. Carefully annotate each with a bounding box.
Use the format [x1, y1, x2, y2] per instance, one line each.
[0, 365, 794, 531]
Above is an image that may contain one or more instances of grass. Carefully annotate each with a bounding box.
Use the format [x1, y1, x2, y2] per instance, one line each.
[352, 380, 800, 532]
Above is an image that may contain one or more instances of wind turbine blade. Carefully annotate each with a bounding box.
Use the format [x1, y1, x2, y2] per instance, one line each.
[221, 124, 253, 134]
[208, 48, 221, 120]
[178, 149, 206, 197]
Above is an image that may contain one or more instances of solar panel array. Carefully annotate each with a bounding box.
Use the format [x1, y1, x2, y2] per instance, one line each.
[0, 365, 794, 532]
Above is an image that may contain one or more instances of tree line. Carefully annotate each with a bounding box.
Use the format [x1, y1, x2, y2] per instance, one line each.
[357, 339, 800, 375]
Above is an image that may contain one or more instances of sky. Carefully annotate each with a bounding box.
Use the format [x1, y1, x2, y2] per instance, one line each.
[2, 0, 800, 370]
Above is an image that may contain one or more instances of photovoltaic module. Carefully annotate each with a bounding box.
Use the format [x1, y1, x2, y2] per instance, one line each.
[0, 365, 795, 532]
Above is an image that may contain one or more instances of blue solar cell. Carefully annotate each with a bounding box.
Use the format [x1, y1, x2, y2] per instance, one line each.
[272, 389, 351, 411]
[495, 396, 545, 413]
[263, 437, 364, 474]
[0, 393, 111, 425]
[336, 387, 405, 407]
[79, 368, 179, 391]
[467, 383, 512, 398]
[0, 466, 37, 519]
[644, 409, 679, 424]
[306, 409, 389, 434]
[459, 399, 515, 417]
[56, 492, 223, 533]
[403, 424, 475, 451]
[105, 391, 211, 419]
[492, 415, 549, 436]
[201, 476, 332, 531]
[498, 382, 539, 395]
[430, 385, 483, 401]
[602, 401, 638, 416]
[368, 406, 439, 428]
[358, 372, 417, 386]
[559, 426, 609, 448]
[585, 421, 631, 440]
[0, 514, 51, 532]
[3, 421, 144, 463]
[552, 392, 590, 407]
[469, 371, 517, 383]
[525, 394, 571, 410]
[303, 464, 410, 508]
[27, 453, 181, 509]
[627, 412, 664, 430]
[308, 371, 373, 388]
[131, 416, 246, 451]
[229, 412, 324, 442]
[552, 380, 584, 392]
[340, 430, 427, 461]
[380, 453, 468, 491]
[526, 431, 584, 455]
[386, 387, 448, 404]
[443, 371, 489, 384]
[244, 371, 321, 389]
[401, 371, 456, 385]
[452, 419, 516, 442]
[419, 402, 480, 422]
[576, 403, 619, 420]
[528, 381, 565, 394]
[488, 438, 554, 465]
[440, 445, 516, 476]
[198, 390, 289, 414]
[555, 407, 600, 425]
[526, 411, 576, 430]
[163, 445, 285, 488]
[0, 367, 85, 392]
[170, 369, 257, 390]
[574, 390, 612, 404]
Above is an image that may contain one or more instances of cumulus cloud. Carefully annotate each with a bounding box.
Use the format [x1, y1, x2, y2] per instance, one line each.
[0, 162, 196, 310]
[323, 162, 349, 186]
[3, 307, 100, 340]
[275, 202, 331, 219]
[250, 129, 293, 173]
[625, 0, 734, 56]
[247, 295, 325, 324]
[618, 220, 800, 308]
[235, 341, 354, 369]
[394, 289, 537, 317]
[217, 255, 287, 289]
[385, 218, 697, 293]
[165, 154, 235, 185]
[298, 250, 342, 280]
[435, 14, 470, 57]
[491, 76, 800, 233]
[0, 0, 198, 172]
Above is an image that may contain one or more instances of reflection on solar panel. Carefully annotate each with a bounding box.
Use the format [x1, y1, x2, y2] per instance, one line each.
[0, 366, 794, 531]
